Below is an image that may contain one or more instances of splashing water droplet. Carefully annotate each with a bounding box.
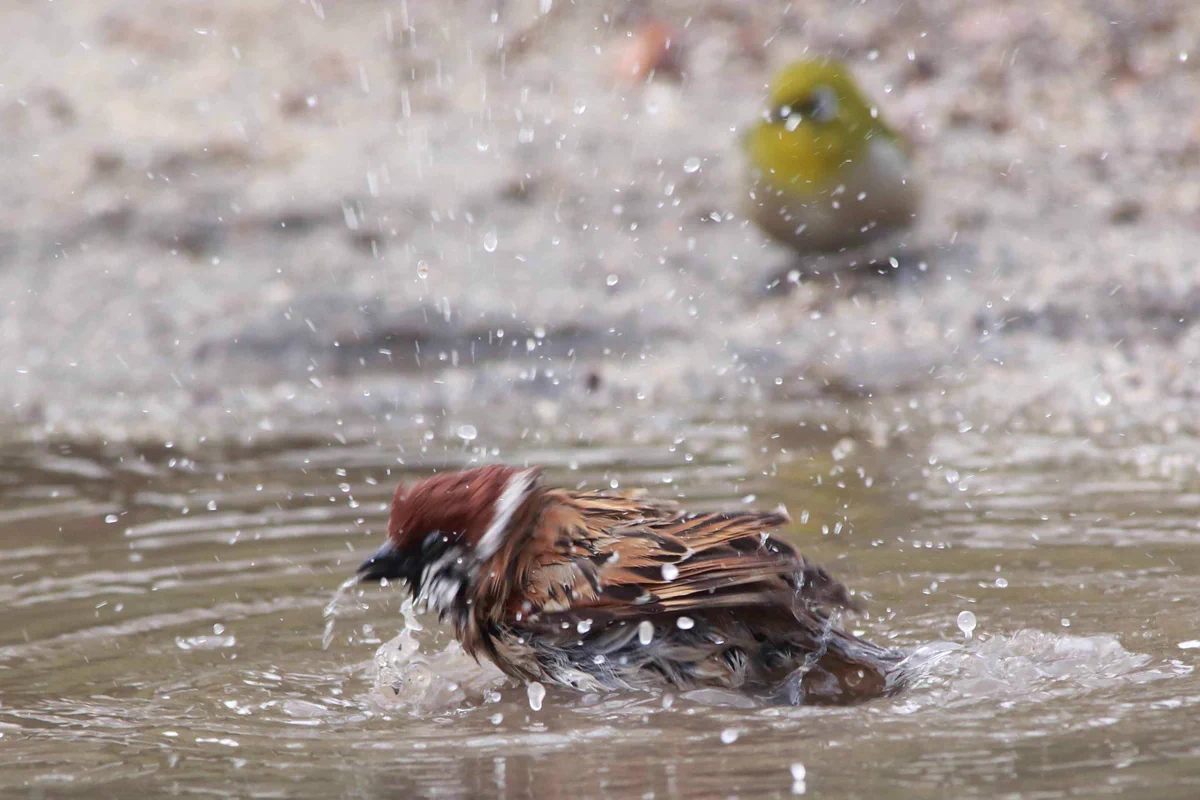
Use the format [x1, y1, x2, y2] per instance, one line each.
[322, 574, 365, 650]
[527, 681, 546, 711]
[957, 610, 977, 639]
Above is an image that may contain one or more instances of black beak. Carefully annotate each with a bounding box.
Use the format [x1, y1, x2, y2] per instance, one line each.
[356, 540, 408, 583]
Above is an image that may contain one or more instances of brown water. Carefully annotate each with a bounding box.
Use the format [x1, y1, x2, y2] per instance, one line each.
[5, 418, 1200, 798]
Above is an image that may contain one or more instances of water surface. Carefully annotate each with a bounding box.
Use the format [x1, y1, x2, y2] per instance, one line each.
[4, 419, 1200, 797]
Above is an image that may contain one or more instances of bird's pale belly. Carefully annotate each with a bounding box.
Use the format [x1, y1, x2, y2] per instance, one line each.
[747, 137, 920, 254]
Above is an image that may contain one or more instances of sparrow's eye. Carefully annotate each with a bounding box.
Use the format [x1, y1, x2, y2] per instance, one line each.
[770, 85, 840, 130]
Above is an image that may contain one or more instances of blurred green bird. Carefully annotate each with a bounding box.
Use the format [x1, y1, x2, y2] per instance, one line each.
[744, 59, 920, 258]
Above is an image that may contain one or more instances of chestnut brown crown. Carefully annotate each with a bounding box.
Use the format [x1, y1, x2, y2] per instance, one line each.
[387, 464, 528, 552]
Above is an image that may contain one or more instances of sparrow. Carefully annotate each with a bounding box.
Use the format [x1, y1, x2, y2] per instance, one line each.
[356, 465, 904, 705]
[743, 59, 920, 261]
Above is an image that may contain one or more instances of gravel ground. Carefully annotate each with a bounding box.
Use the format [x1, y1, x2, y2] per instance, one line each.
[3, 0, 1199, 444]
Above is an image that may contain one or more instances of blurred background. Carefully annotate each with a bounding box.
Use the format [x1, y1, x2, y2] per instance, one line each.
[4, 0, 1200, 443]
[6, 2, 1200, 797]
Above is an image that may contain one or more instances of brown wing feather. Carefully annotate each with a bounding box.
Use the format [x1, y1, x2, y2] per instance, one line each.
[501, 491, 862, 624]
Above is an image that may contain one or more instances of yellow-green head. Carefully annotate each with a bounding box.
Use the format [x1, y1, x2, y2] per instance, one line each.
[745, 59, 899, 194]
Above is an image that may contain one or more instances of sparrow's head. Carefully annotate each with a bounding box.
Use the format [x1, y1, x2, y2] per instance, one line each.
[745, 59, 898, 195]
[356, 465, 543, 618]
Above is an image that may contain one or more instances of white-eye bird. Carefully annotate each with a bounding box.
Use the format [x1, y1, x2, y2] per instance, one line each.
[744, 59, 920, 258]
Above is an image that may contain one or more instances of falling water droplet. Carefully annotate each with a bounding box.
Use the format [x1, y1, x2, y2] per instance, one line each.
[527, 681, 546, 711]
[661, 563, 679, 581]
[606, 274, 619, 287]
[676, 616, 695, 630]
[576, 618, 592, 634]
[683, 157, 702, 174]
[573, 99, 587, 115]
[483, 230, 498, 252]
[638, 620, 654, 645]
[957, 610, 977, 639]
[416, 260, 429, 279]
[456, 424, 478, 442]
[1095, 391, 1112, 407]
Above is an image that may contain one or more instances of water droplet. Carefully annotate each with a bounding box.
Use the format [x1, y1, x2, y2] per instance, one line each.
[212, 623, 225, 635]
[1061, 618, 1071, 628]
[638, 620, 654, 645]
[573, 99, 587, 115]
[104, 514, 119, 524]
[457, 424, 478, 441]
[483, 230, 498, 252]
[790, 764, 807, 781]
[995, 577, 1009, 588]
[577, 618, 593, 634]
[957, 610, 977, 638]
[720, 728, 739, 744]
[683, 157, 701, 174]
[416, 260, 429, 279]
[1095, 391, 1112, 407]
[661, 563, 679, 581]
[1178, 640, 1200, 649]
[676, 616, 695, 630]
[476, 138, 490, 152]
[526, 681, 546, 711]
[606, 274, 619, 287]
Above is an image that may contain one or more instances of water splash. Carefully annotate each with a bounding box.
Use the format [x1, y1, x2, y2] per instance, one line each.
[897, 629, 1190, 705]
[370, 597, 507, 713]
[322, 574, 365, 651]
